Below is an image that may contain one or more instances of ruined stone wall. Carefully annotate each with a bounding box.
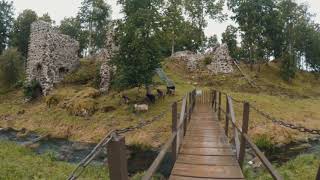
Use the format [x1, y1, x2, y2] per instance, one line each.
[206, 43, 234, 74]
[26, 21, 79, 95]
[99, 22, 118, 93]
[171, 43, 234, 74]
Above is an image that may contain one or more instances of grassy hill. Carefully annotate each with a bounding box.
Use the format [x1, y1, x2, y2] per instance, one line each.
[0, 58, 319, 179]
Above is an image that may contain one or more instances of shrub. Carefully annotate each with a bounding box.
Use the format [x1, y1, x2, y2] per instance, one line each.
[23, 79, 42, 100]
[254, 134, 275, 155]
[0, 48, 24, 89]
[63, 60, 101, 86]
[203, 56, 212, 65]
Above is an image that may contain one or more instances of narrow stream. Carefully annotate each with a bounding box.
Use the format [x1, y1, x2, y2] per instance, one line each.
[0, 127, 173, 177]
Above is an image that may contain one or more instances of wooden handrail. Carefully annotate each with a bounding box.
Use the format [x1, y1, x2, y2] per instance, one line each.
[142, 90, 196, 180]
[227, 96, 241, 159]
[211, 89, 283, 180]
[244, 133, 283, 180]
[142, 132, 177, 180]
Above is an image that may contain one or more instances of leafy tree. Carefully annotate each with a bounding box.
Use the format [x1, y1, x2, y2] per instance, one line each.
[228, 0, 276, 70]
[78, 0, 111, 54]
[0, 0, 14, 55]
[206, 35, 219, 48]
[10, 9, 38, 58]
[59, 17, 88, 57]
[113, 0, 163, 93]
[39, 13, 55, 25]
[163, 0, 184, 55]
[183, 0, 225, 43]
[0, 48, 24, 88]
[222, 25, 238, 58]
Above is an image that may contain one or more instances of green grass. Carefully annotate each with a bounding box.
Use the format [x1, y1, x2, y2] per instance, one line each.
[245, 154, 319, 180]
[0, 140, 108, 180]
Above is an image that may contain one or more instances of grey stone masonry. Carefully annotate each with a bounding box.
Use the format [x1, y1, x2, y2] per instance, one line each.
[26, 21, 79, 95]
[99, 22, 118, 93]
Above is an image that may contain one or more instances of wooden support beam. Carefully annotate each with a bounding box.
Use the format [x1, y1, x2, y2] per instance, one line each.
[107, 135, 128, 180]
[239, 102, 250, 169]
[172, 102, 178, 162]
[225, 95, 230, 137]
[218, 92, 222, 121]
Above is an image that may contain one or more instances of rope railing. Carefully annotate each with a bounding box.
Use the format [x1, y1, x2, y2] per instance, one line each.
[67, 105, 173, 180]
[67, 90, 197, 180]
[218, 90, 320, 135]
[211, 90, 283, 180]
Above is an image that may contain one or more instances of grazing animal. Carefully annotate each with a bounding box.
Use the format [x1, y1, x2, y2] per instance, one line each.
[121, 95, 130, 104]
[167, 86, 175, 96]
[157, 89, 165, 99]
[134, 104, 149, 112]
[146, 94, 156, 103]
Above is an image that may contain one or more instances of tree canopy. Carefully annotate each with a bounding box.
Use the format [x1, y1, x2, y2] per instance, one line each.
[0, 0, 14, 54]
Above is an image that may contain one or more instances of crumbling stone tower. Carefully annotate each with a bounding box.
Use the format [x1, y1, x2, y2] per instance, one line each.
[26, 21, 80, 95]
[99, 22, 118, 93]
[206, 43, 234, 74]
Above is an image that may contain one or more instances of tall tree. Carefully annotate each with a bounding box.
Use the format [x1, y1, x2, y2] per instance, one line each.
[59, 16, 88, 57]
[163, 0, 184, 55]
[113, 0, 163, 93]
[183, 0, 225, 44]
[10, 9, 38, 58]
[222, 25, 238, 59]
[228, 0, 278, 70]
[0, 0, 14, 54]
[78, 0, 111, 55]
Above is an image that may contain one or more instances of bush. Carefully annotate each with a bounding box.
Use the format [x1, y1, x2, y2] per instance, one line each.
[63, 60, 101, 87]
[254, 134, 275, 155]
[0, 48, 24, 89]
[23, 79, 42, 100]
[203, 56, 212, 65]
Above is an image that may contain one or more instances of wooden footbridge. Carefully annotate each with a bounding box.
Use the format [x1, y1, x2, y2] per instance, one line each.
[88, 90, 287, 180]
[142, 90, 283, 180]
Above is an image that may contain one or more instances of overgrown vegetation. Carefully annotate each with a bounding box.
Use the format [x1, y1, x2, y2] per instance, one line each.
[245, 154, 319, 180]
[0, 140, 108, 179]
[0, 48, 24, 89]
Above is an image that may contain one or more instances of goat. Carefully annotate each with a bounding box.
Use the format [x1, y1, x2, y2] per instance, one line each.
[120, 95, 130, 104]
[157, 89, 165, 99]
[146, 93, 156, 103]
[134, 104, 149, 112]
[167, 86, 175, 96]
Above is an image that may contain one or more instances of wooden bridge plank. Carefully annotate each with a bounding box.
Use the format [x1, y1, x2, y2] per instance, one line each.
[176, 154, 238, 166]
[171, 163, 244, 179]
[182, 141, 231, 148]
[170, 103, 243, 180]
[180, 147, 234, 156]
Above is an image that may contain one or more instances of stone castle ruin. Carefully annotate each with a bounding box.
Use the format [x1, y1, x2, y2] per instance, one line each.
[171, 43, 234, 74]
[99, 22, 118, 93]
[206, 43, 234, 74]
[26, 21, 80, 95]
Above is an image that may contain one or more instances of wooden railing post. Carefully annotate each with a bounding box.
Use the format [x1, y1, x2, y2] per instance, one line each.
[225, 95, 229, 136]
[107, 135, 128, 180]
[239, 102, 250, 169]
[172, 102, 178, 162]
[316, 164, 320, 180]
[184, 100, 188, 136]
[218, 92, 221, 121]
[214, 90, 217, 111]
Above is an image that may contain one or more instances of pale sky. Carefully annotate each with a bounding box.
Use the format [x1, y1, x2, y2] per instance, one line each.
[11, 0, 320, 40]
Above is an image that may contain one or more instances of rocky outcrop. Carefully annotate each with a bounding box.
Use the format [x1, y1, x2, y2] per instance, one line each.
[171, 51, 203, 71]
[26, 21, 79, 95]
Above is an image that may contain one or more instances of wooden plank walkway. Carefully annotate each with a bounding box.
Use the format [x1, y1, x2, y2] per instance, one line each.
[170, 104, 244, 180]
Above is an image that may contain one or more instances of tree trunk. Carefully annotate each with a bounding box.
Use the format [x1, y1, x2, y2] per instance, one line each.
[171, 31, 175, 56]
